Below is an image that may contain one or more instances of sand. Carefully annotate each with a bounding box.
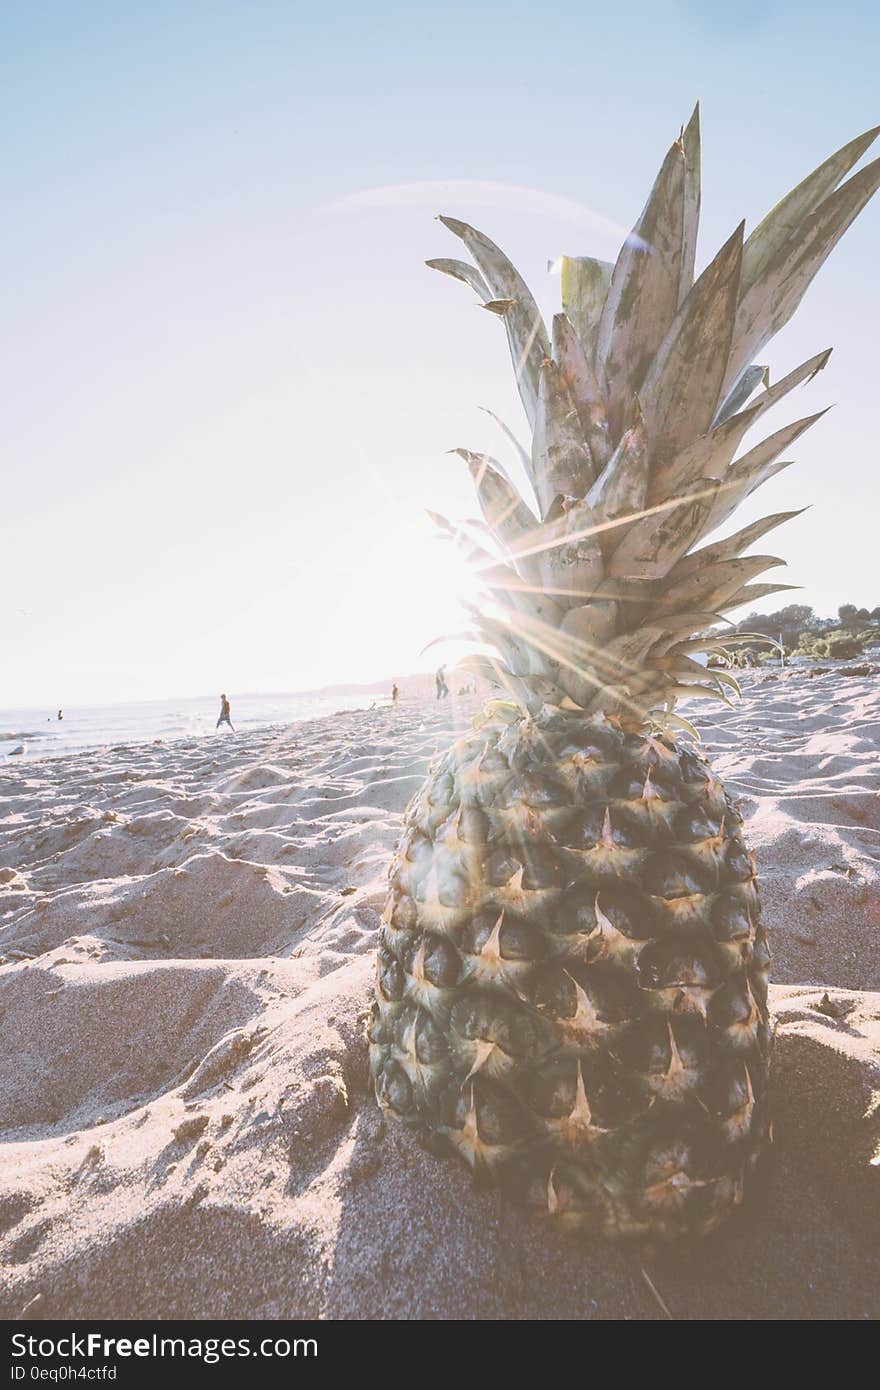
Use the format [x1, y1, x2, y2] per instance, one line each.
[1, 669, 878, 1321]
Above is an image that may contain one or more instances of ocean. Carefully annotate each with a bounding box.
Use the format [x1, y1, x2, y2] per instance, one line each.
[0, 690, 389, 762]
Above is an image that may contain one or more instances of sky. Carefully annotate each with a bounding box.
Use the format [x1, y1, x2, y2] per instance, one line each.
[2, 0, 879, 707]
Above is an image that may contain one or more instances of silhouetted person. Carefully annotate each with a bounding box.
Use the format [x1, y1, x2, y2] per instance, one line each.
[392, 683, 399, 703]
[57, 710, 63, 721]
[435, 666, 449, 700]
[216, 693, 235, 731]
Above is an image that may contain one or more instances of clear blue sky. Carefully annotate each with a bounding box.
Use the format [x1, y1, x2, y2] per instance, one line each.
[3, 1, 879, 706]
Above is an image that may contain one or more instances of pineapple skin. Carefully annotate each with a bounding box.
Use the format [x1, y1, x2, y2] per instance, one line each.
[369, 707, 771, 1239]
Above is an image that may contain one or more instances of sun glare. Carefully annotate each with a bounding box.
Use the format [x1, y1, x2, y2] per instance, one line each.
[334, 516, 481, 682]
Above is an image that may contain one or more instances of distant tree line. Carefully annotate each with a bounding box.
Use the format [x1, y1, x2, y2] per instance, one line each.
[837, 604, 880, 624]
[721, 601, 880, 665]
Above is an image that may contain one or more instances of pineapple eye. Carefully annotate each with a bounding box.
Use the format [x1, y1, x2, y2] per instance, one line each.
[498, 772, 566, 808]
[709, 981, 755, 1027]
[450, 994, 531, 1054]
[455, 1079, 524, 1146]
[560, 808, 606, 850]
[483, 849, 522, 887]
[404, 832, 434, 870]
[482, 846, 566, 891]
[457, 806, 490, 843]
[637, 940, 718, 989]
[378, 1062, 414, 1117]
[397, 1010, 449, 1065]
[711, 895, 753, 943]
[527, 1061, 582, 1119]
[411, 934, 461, 988]
[674, 806, 723, 842]
[725, 840, 754, 881]
[679, 750, 707, 782]
[458, 911, 543, 963]
[495, 917, 543, 961]
[457, 911, 497, 955]
[378, 946, 404, 1001]
[551, 896, 600, 937]
[520, 847, 568, 890]
[432, 771, 455, 803]
[607, 769, 648, 799]
[643, 852, 708, 899]
[751, 932, 771, 973]
[388, 891, 418, 931]
[621, 1016, 705, 1079]
[533, 966, 585, 1021]
[555, 884, 654, 940]
[367, 1005, 392, 1048]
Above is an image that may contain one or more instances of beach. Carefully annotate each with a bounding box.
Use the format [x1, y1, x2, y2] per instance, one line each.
[1, 669, 878, 1321]
[0, 689, 398, 764]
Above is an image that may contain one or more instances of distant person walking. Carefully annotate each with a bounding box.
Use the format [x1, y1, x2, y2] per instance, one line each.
[435, 665, 449, 700]
[216, 693, 235, 732]
[392, 683, 399, 703]
[57, 709, 63, 721]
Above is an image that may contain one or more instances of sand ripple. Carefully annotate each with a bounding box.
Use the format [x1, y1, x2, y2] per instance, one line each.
[1, 679, 878, 1319]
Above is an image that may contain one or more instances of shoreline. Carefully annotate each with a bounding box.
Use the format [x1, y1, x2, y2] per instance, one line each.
[0, 708, 370, 768]
[0, 699, 401, 768]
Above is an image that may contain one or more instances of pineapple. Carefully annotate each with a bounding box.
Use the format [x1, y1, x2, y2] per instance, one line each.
[369, 111, 880, 1238]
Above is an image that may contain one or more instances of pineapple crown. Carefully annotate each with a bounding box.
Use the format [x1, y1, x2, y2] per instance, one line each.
[427, 108, 879, 730]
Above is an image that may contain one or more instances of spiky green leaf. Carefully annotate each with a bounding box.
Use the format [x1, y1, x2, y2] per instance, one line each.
[713, 364, 768, 426]
[551, 313, 613, 472]
[725, 348, 832, 431]
[586, 407, 649, 536]
[531, 358, 595, 514]
[596, 136, 687, 429]
[560, 256, 613, 359]
[716, 582, 801, 612]
[425, 257, 491, 300]
[707, 411, 827, 532]
[609, 482, 719, 580]
[640, 223, 744, 460]
[439, 216, 551, 426]
[679, 103, 702, 305]
[653, 555, 786, 614]
[532, 494, 605, 605]
[667, 510, 804, 584]
[741, 125, 880, 292]
[723, 155, 880, 395]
